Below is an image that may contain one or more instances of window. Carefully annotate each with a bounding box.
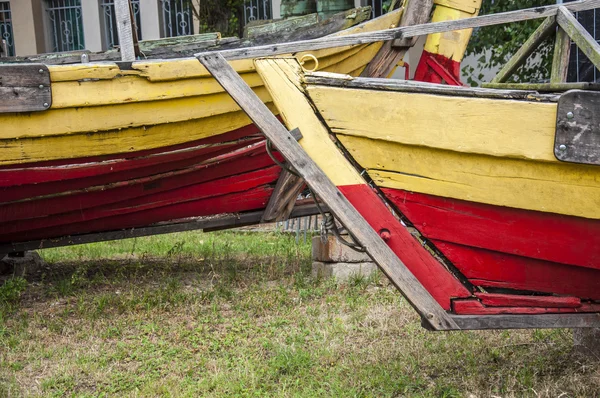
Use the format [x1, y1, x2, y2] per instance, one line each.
[0, 0, 14, 56]
[243, 0, 272, 25]
[45, 0, 85, 52]
[100, 0, 142, 50]
[567, 8, 600, 82]
[160, 0, 194, 37]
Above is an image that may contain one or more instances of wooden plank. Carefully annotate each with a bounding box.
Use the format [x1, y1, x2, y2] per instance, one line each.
[198, 0, 600, 60]
[491, 16, 557, 83]
[483, 82, 600, 91]
[261, 170, 306, 222]
[474, 293, 581, 308]
[198, 53, 459, 330]
[361, 0, 434, 78]
[453, 300, 600, 315]
[554, 90, 600, 165]
[382, 189, 600, 270]
[244, 14, 319, 38]
[438, 241, 600, 300]
[451, 313, 600, 329]
[557, 6, 600, 72]
[0, 64, 52, 113]
[551, 27, 571, 83]
[309, 84, 559, 162]
[338, 134, 600, 220]
[114, 0, 135, 61]
[306, 73, 558, 101]
[0, 203, 322, 254]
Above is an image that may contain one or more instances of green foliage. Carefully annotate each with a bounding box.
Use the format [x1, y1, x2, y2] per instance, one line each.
[0, 277, 27, 308]
[463, 0, 556, 86]
[187, 0, 246, 37]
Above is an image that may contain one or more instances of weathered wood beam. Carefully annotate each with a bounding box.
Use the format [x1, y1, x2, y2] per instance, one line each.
[491, 16, 557, 83]
[198, 52, 458, 331]
[306, 73, 559, 101]
[551, 27, 572, 83]
[261, 170, 306, 222]
[452, 313, 600, 330]
[197, 0, 600, 61]
[556, 5, 600, 72]
[114, 0, 135, 61]
[0, 204, 323, 253]
[361, 0, 434, 78]
[482, 81, 600, 91]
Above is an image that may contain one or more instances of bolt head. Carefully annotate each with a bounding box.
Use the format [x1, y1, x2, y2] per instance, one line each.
[38, 84, 44, 89]
[38, 69, 44, 73]
[559, 144, 567, 151]
[567, 111, 574, 119]
[43, 103, 49, 108]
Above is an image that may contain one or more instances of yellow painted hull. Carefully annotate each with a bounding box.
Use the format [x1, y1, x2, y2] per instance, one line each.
[305, 84, 600, 220]
[0, 10, 402, 166]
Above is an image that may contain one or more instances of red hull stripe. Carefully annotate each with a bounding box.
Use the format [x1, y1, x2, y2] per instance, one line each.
[0, 140, 260, 202]
[0, 122, 264, 170]
[437, 240, 600, 300]
[0, 146, 278, 224]
[3, 185, 273, 242]
[382, 189, 600, 270]
[0, 166, 280, 241]
[338, 184, 471, 310]
[453, 300, 600, 315]
[474, 292, 581, 308]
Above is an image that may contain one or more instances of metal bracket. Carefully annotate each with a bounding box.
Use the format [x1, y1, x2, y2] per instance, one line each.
[555, 90, 600, 165]
[0, 64, 52, 113]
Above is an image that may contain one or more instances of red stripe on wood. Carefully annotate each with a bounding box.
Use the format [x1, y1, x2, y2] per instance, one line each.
[453, 300, 600, 315]
[382, 189, 600, 270]
[338, 184, 470, 310]
[0, 166, 280, 240]
[437, 241, 600, 300]
[474, 293, 581, 308]
[413, 51, 462, 85]
[0, 121, 265, 169]
[0, 140, 261, 202]
[0, 146, 279, 224]
[3, 186, 273, 243]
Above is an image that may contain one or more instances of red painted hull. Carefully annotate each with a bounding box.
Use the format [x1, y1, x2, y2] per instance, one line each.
[378, 188, 600, 313]
[0, 123, 282, 244]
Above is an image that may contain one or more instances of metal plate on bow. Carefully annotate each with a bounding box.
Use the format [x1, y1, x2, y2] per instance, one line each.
[555, 90, 600, 166]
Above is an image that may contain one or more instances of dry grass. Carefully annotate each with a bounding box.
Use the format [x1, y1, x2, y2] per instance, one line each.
[0, 231, 599, 397]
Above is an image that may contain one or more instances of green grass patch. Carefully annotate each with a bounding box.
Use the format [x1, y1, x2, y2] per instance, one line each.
[0, 230, 598, 397]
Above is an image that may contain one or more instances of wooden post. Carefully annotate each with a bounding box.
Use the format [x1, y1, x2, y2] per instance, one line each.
[197, 53, 458, 331]
[551, 26, 571, 83]
[114, 0, 136, 61]
[360, 0, 434, 78]
[557, 6, 600, 72]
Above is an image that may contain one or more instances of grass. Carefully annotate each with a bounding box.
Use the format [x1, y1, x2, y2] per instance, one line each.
[0, 230, 598, 397]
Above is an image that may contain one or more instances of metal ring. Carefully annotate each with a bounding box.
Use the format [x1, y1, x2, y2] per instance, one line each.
[299, 54, 319, 72]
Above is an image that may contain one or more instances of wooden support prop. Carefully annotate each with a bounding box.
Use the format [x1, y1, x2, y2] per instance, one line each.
[197, 53, 458, 331]
[491, 16, 557, 83]
[196, 0, 600, 61]
[557, 6, 600, 72]
[0, 203, 323, 253]
[361, 0, 434, 78]
[261, 128, 306, 222]
[452, 313, 600, 329]
[114, 0, 136, 61]
[551, 27, 571, 83]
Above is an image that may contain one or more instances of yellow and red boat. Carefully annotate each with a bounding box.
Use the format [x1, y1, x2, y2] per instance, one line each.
[0, 8, 401, 244]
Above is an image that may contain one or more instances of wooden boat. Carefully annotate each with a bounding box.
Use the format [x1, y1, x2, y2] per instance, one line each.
[194, 0, 600, 329]
[0, 8, 401, 244]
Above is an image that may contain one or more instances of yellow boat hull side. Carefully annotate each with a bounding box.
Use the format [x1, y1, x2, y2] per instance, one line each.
[307, 85, 559, 162]
[337, 134, 600, 220]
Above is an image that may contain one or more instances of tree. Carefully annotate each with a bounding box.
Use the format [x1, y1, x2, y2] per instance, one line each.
[187, 0, 245, 37]
[462, 0, 556, 86]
